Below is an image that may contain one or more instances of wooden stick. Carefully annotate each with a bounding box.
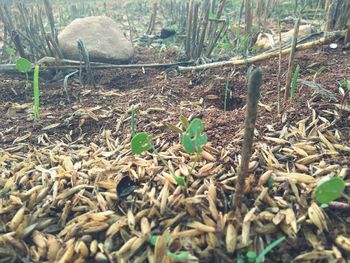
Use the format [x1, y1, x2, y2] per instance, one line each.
[178, 30, 346, 72]
[0, 58, 193, 73]
[232, 67, 262, 215]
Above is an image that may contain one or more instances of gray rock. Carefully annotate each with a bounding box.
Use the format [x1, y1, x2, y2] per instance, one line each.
[58, 16, 134, 63]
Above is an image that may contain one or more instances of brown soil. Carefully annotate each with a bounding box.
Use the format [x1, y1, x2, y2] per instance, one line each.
[1, 44, 350, 262]
[1, 45, 349, 148]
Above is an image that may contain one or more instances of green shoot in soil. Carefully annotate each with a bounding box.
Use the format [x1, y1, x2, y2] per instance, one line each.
[33, 65, 40, 120]
[131, 117, 207, 187]
[256, 236, 286, 263]
[224, 79, 229, 112]
[131, 105, 136, 137]
[290, 64, 300, 98]
[315, 176, 349, 204]
[16, 57, 32, 90]
[182, 118, 208, 177]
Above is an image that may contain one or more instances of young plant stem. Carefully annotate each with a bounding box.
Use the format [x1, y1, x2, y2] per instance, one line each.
[224, 79, 229, 112]
[33, 65, 40, 120]
[341, 192, 350, 202]
[232, 67, 262, 215]
[284, 18, 300, 102]
[131, 105, 136, 137]
[189, 153, 200, 177]
[277, 17, 282, 115]
[150, 145, 187, 189]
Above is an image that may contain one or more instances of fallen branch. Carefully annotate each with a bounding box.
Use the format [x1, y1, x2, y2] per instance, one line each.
[0, 58, 193, 73]
[178, 30, 346, 72]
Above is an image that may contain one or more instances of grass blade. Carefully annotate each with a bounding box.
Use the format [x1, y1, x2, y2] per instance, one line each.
[290, 64, 300, 98]
[256, 236, 286, 263]
[33, 65, 40, 120]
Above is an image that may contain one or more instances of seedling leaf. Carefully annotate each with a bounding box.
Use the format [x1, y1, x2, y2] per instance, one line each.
[174, 176, 185, 187]
[315, 176, 345, 204]
[256, 236, 286, 263]
[182, 118, 207, 154]
[247, 251, 257, 263]
[16, 57, 32, 73]
[167, 251, 190, 262]
[290, 64, 300, 98]
[180, 115, 190, 129]
[131, 132, 153, 154]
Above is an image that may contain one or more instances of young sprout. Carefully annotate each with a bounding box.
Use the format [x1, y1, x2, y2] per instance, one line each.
[315, 176, 349, 205]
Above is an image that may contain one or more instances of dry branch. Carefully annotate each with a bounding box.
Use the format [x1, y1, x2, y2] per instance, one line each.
[233, 67, 262, 215]
[178, 30, 346, 72]
[0, 58, 193, 73]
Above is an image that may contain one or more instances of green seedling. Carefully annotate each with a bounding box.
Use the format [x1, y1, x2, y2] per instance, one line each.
[33, 65, 40, 120]
[131, 105, 136, 137]
[131, 131, 186, 187]
[131, 117, 207, 188]
[182, 118, 207, 154]
[238, 236, 286, 263]
[180, 115, 190, 130]
[16, 57, 32, 90]
[290, 64, 300, 98]
[315, 176, 349, 204]
[6, 47, 15, 63]
[150, 234, 197, 262]
[182, 118, 208, 177]
[246, 251, 257, 262]
[339, 80, 350, 108]
[224, 79, 229, 112]
[131, 132, 153, 154]
[256, 236, 286, 263]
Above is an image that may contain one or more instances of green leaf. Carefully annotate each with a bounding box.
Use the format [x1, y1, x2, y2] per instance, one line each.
[179, 115, 190, 129]
[165, 123, 183, 134]
[131, 132, 153, 154]
[256, 236, 286, 263]
[16, 57, 32, 73]
[290, 64, 300, 98]
[149, 235, 172, 246]
[182, 118, 207, 154]
[150, 235, 158, 246]
[167, 251, 190, 262]
[315, 176, 345, 204]
[174, 176, 185, 187]
[247, 251, 257, 263]
[267, 177, 274, 188]
[6, 47, 15, 56]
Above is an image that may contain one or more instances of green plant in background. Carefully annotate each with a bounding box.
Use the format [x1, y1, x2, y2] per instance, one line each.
[6, 47, 15, 63]
[290, 64, 300, 98]
[224, 79, 229, 112]
[16, 57, 32, 90]
[315, 176, 349, 205]
[339, 80, 350, 107]
[33, 65, 40, 120]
